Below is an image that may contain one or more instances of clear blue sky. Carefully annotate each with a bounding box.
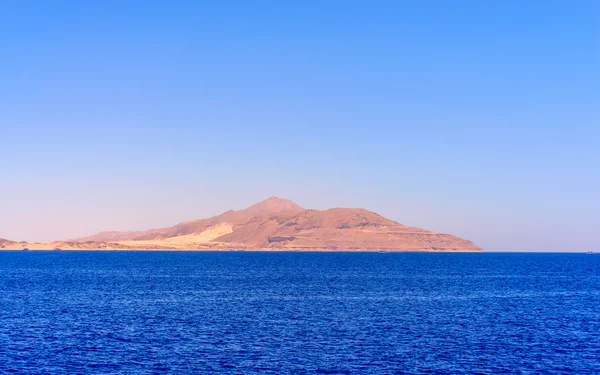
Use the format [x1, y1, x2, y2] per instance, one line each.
[1, 1, 598, 251]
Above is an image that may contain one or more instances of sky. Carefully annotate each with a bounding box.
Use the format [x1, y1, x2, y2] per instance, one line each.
[1, 1, 598, 251]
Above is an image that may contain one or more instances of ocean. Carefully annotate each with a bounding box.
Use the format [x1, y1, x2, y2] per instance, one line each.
[1, 252, 599, 374]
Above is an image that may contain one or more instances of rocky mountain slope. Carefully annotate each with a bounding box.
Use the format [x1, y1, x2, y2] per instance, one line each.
[0, 238, 17, 249]
[1, 197, 482, 251]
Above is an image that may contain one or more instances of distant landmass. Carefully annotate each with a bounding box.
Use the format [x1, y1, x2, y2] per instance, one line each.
[0, 197, 482, 251]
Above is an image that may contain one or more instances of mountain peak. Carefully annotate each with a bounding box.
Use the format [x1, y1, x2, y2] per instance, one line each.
[243, 197, 304, 216]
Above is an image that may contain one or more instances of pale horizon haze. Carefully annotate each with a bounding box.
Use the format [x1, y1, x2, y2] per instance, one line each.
[1, 1, 599, 251]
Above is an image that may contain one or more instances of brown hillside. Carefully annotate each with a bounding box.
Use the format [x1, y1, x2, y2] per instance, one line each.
[3, 197, 482, 252]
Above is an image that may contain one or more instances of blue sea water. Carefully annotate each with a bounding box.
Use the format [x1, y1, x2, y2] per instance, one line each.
[0, 252, 599, 374]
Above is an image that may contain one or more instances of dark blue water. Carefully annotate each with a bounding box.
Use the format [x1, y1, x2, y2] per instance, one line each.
[1, 252, 599, 374]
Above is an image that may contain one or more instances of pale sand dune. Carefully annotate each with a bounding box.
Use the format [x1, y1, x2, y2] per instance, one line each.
[117, 223, 233, 247]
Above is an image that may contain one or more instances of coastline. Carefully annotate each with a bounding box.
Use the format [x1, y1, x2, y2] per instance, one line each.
[1, 246, 483, 252]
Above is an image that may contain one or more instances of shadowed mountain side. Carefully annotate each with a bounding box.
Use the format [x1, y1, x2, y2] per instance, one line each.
[213, 208, 480, 251]
[2, 197, 482, 251]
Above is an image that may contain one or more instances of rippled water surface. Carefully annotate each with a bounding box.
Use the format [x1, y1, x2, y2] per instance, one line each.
[1, 252, 599, 374]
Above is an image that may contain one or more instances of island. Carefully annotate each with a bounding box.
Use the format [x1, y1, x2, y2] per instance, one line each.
[0, 197, 482, 252]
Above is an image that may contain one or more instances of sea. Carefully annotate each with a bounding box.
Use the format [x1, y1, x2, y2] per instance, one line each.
[1, 251, 599, 374]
